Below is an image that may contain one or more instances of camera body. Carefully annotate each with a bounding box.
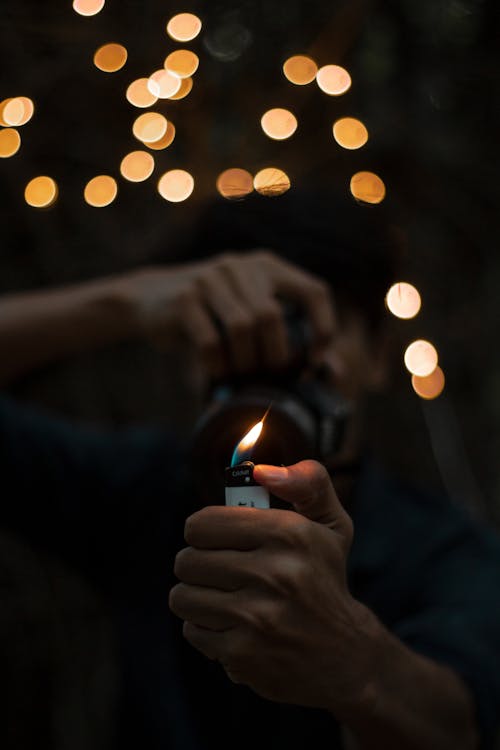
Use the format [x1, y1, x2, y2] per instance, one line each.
[189, 303, 351, 506]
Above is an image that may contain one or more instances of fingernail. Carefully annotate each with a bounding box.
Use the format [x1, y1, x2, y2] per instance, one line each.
[254, 464, 288, 482]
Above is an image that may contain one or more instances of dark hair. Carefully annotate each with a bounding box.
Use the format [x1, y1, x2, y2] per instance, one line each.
[189, 187, 402, 331]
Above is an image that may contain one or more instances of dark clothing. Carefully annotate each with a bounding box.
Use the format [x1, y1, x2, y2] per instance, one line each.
[1, 395, 500, 749]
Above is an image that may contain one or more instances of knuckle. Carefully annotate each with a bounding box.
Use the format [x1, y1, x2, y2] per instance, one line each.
[227, 311, 253, 336]
[168, 583, 184, 614]
[243, 598, 280, 634]
[253, 248, 275, 264]
[173, 547, 192, 579]
[256, 302, 281, 328]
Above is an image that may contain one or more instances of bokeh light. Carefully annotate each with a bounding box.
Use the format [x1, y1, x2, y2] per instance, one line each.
[157, 169, 194, 202]
[165, 50, 199, 79]
[350, 171, 386, 204]
[333, 117, 368, 150]
[404, 340, 438, 377]
[166, 13, 202, 42]
[126, 78, 158, 108]
[94, 43, 128, 72]
[0, 128, 21, 158]
[168, 77, 193, 100]
[147, 69, 181, 99]
[386, 282, 422, 320]
[24, 176, 58, 208]
[216, 168, 254, 199]
[283, 55, 317, 85]
[145, 121, 176, 150]
[73, 0, 105, 16]
[132, 112, 168, 143]
[84, 175, 118, 207]
[412, 366, 445, 400]
[2, 98, 25, 126]
[254, 168, 291, 197]
[120, 151, 155, 182]
[316, 65, 352, 95]
[260, 108, 298, 141]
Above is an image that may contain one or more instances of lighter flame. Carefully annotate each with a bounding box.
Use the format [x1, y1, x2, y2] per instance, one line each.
[231, 421, 263, 467]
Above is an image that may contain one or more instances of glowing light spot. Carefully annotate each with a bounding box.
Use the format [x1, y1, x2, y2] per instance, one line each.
[333, 117, 368, 150]
[166, 13, 202, 42]
[404, 340, 438, 378]
[24, 176, 58, 208]
[412, 366, 445, 401]
[157, 169, 194, 202]
[3, 98, 24, 126]
[0, 128, 21, 158]
[145, 121, 176, 150]
[217, 168, 254, 200]
[350, 171, 386, 204]
[0, 98, 35, 128]
[316, 65, 352, 96]
[126, 78, 158, 108]
[84, 175, 118, 207]
[120, 151, 155, 182]
[147, 69, 181, 99]
[386, 282, 422, 320]
[0, 99, 13, 126]
[254, 168, 291, 197]
[94, 43, 128, 72]
[260, 108, 298, 141]
[73, 0, 105, 16]
[132, 112, 168, 143]
[165, 50, 199, 79]
[168, 77, 193, 100]
[283, 55, 318, 85]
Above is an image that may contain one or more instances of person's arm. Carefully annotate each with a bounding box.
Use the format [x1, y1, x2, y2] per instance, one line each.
[0, 251, 335, 386]
[169, 461, 482, 750]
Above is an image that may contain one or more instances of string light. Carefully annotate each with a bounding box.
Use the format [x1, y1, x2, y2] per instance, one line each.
[333, 117, 368, 150]
[168, 77, 193, 100]
[84, 175, 118, 207]
[73, 0, 105, 17]
[404, 340, 438, 378]
[145, 121, 176, 150]
[132, 112, 168, 143]
[254, 167, 291, 197]
[147, 69, 181, 99]
[260, 108, 298, 140]
[283, 55, 317, 85]
[126, 78, 158, 108]
[316, 65, 352, 95]
[120, 151, 155, 182]
[164, 50, 199, 79]
[157, 169, 194, 202]
[412, 366, 445, 400]
[0, 128, 21, 158]
[350, 171, 386, 204]
[166, 13, 202, 42]
[216, 168, 254, 199]
[94, 43, 128, 72]
[24, 176, 58, 208]
[386, 282, 422, 320]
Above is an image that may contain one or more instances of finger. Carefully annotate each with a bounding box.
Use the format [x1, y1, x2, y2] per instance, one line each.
[174, 547, 260, 591]
[198, 270, 256, 373]
[273, 265, 337, 347]
[253, 461, 351, 538]
[178, 295, 225, 378]
[184, 505, 296, 550]
[221, 260, 289, 369]
[182, 621, 235, 665]
[169, 582, 240, 630]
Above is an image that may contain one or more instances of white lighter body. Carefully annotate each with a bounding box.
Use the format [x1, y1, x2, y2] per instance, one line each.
[224, 461, 270, 509]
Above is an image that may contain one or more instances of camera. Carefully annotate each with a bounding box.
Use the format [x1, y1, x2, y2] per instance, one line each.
[188, 303, 351, 505]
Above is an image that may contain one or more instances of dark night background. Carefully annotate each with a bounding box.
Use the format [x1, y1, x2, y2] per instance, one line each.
[0, 0, 499, 747]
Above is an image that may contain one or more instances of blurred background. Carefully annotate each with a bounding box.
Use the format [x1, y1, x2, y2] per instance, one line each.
[1, 0, 499, 520]
[0, 0, 499, 745]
